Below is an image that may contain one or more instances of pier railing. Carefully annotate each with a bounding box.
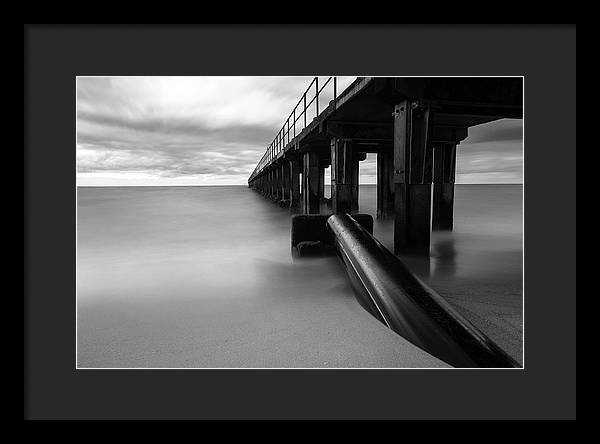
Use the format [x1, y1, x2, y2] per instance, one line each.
[249, 76, 339, 182]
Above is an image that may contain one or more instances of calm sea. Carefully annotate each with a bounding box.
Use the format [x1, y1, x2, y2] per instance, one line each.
[77, 184, 522, 367]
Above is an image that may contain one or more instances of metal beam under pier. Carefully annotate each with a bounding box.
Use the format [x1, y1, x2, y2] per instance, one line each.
[393, 100, 434, 256]
[281, 161, 290, 205]
[302, 151, 321, 214]
[330, 138, 353, 214]
[432, 143, 457, 231]
[289, 159, 301, 210]
[377, 148, 394, 218]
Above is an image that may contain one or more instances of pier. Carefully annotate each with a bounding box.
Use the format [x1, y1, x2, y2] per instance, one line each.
[248, 77, 523, 367]
[248, 77, 523, 255]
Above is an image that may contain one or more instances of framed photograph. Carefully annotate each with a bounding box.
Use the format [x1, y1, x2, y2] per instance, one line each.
[25, 24, 576, 420]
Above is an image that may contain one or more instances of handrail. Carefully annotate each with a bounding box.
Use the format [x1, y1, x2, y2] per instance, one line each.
[249, 76, 340, 181]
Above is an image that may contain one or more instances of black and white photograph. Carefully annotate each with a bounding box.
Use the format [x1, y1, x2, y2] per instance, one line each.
[76, 76, 524, 369]
[25, 24, 576, 420]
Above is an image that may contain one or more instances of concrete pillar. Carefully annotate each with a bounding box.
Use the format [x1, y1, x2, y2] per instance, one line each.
[331, 138, 353, 214]
[393, 100, 434, 255]
[302, 151, 321, 214]
[290, 159, 300, 210]
[377, 149, 395, 218]
[432, 143, 456, 230]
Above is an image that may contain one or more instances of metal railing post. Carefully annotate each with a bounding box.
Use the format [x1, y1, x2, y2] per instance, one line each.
[315, 77, 319, 116]
[303, 93, 307, 128]
[333, 77, 337, 108]
[252, 76, 353, 183]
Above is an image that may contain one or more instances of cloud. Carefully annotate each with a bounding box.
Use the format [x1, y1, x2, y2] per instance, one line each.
[77, 76, 357, 186]
[77, 77, 522, 186]
[456, 120, 523, 183]
[462, 119, 523, 143]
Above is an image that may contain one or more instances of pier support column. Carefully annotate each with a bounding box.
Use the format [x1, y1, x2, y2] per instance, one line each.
[319, 166, 325, 203]
[265, 173, 269, 196]
[277, 165, 283, 201]
[331, 138, 354, 214]
[302, 151, 321, 214]
[377, 148, 395, 218]
[289, 159, 300, 210]
[393, 100, 434, 255]
[432, 143, 456, 230]
[282, 161, 290, 202]
[271, 169, 276, 199]
[351, 152, 366, 213]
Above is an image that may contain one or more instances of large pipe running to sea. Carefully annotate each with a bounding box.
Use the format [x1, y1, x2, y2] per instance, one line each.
[326, 214, 520, 368]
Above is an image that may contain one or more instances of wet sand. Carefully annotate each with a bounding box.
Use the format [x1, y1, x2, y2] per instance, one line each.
[77, 258, 448, 368]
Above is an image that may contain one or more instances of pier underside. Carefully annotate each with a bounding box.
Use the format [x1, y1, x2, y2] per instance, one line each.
[249, 77, 523, 256]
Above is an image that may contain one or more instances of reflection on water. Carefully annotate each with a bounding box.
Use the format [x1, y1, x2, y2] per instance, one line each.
[356, 184, 523, 278]
[358, 184, 523, 363]
[431, 232, 457, 278]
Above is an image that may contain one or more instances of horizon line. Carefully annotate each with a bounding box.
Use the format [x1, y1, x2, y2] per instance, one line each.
[76, 183, 524, 187]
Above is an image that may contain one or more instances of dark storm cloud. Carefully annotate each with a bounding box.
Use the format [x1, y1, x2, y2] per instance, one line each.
[78, 112, 274, 149]
[77, 110, 275, 145]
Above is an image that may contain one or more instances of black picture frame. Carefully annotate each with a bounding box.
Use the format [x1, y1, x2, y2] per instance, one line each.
[24, 24, 576, 420]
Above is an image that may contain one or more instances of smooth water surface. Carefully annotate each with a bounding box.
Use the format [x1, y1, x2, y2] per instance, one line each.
[77, 185, 522, 367]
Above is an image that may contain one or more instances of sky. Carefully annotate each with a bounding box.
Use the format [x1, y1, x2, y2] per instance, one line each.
[77, 77, 523, 186]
